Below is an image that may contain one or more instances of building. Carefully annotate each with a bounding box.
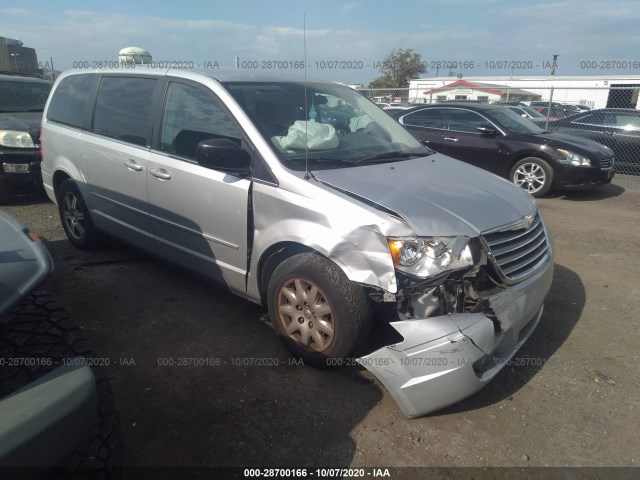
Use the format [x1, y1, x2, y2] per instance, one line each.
[408, 76, 640, 109]
[420, 79, 540, 104]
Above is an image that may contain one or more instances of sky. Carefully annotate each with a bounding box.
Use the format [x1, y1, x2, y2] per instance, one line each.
[2, 0, 640, 85]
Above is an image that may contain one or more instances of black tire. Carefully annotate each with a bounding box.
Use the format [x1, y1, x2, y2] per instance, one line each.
[0, 180, 14, 205]
[266, 253, 372, 368]
[0, 291, 124, 478]
[57, 179, 100, 250]
[509, 157, 554, 197]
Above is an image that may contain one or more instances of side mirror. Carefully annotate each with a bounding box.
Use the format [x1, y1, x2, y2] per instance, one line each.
[477, 126, 497, 135]
[196, 138, 251, 177]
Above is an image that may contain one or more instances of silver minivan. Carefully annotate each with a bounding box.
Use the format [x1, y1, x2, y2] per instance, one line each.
[41, 69, 553, 417]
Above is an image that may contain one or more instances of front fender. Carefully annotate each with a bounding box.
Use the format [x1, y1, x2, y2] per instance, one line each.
[247, 184, 411, 300]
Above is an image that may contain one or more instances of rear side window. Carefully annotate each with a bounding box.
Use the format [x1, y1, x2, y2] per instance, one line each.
[46, 74, 95, 128]
[403, 108, 446, 129]
[448, 109, 492, 133]
[93, 76, 157, 147]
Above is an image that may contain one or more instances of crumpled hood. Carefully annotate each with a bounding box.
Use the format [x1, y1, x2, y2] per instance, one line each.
[312, 154, 536, 237]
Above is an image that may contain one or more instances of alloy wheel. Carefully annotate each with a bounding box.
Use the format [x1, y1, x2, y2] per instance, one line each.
[514, 162, 547, 194]
[62, 192, 86, 240]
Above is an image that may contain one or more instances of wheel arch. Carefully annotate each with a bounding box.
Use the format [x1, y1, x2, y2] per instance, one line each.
[257, 241, 330, 306]
[52, 170, 72, 200]
[506, 150, 555, 178]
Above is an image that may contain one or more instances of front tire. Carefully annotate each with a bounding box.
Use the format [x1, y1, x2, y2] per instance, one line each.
[510, 157, 554, 197]
[57, 179, 100, 250]
[267, 253, 372, 368]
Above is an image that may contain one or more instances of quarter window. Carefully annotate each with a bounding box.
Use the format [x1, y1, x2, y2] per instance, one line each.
[46, 74, 95, 128]
[161, 82, 242, 161]
[93, 77, 157, 147]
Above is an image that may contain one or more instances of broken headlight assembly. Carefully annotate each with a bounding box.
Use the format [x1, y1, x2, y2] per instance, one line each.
[387, 236, 473, 278]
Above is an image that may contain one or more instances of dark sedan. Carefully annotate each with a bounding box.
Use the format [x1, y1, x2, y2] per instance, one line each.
[547, 108, 640, 175]
[395, 103, 615, 196]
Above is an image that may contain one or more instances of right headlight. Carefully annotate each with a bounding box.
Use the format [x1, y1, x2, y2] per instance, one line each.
[0, 130, 35, 148]
[387, 236, 473, 278]
[557, 149, 591, 167]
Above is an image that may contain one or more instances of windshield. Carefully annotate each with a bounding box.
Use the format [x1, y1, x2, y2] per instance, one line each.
[521, 106, 545, 117]
[223, 81, 430, 170]
[484, 107, 546, 135]
[0, 80, 52, 112]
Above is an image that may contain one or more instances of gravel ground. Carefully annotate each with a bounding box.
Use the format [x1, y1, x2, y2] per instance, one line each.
[3, 176, 639, 477]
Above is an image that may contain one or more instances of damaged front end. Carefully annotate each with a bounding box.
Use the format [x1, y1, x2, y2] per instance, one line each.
[358, 217, 553, 418]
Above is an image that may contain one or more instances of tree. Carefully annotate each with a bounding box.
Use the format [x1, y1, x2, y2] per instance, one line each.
[368, 49, 426, 89]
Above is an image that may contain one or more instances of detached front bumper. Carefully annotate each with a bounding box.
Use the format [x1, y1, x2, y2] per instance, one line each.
[359, 257, 553, 418]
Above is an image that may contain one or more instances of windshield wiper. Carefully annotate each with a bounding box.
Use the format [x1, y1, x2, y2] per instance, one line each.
[284, 156, 358, 166]
[354, 151, 424, 164]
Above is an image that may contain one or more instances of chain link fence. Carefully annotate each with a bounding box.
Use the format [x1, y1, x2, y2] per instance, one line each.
[356, 85, 640, 175]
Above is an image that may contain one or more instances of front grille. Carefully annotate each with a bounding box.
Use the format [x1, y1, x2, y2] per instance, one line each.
[599, 157, 614, 170]
[482, 212, 550, 282]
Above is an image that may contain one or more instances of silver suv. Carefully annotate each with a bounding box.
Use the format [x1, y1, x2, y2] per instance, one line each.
[41, 69, 553, 417]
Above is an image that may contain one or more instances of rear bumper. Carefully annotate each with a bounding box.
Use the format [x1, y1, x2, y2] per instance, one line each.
[359, 255, 553, 418]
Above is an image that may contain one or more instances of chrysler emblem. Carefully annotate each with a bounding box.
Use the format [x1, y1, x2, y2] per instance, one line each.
[523, 213, 534, 229]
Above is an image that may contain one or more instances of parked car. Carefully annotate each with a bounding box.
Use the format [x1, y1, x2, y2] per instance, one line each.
[41, 69, 554, 418]
[533, 105, 567, 119]
[561, 104, 582, 115]
[507, 106, 549, 125]
[530, 101, 578, 117]
[395, 103, 615, 196]
[0, 74, 52, 204]
[547, 108, 640, 174]
[383, 105, 413, 115]
[0, 211, 123, 476]
[573, 104, 591, 112]
[495, 101, 528, 106]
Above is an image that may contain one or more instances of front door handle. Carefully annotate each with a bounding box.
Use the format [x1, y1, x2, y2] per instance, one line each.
[444, 137, 458, 142]
[124, 159, 143, 171]
[150, 168, 171, 180]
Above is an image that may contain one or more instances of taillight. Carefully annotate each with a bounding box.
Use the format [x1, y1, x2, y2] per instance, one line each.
[39, 128, 43, 160]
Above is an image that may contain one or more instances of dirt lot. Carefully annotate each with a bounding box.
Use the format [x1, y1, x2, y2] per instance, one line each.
[3, 176, 640, 476]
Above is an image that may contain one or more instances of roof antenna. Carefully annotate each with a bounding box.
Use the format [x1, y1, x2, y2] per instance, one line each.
[303, 13, 311, 180]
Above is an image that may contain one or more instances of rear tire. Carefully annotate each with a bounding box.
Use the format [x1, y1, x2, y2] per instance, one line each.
[57, 179, 101, 250]
[510, 157, 553, 197]
[267, 253, 372, 368]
